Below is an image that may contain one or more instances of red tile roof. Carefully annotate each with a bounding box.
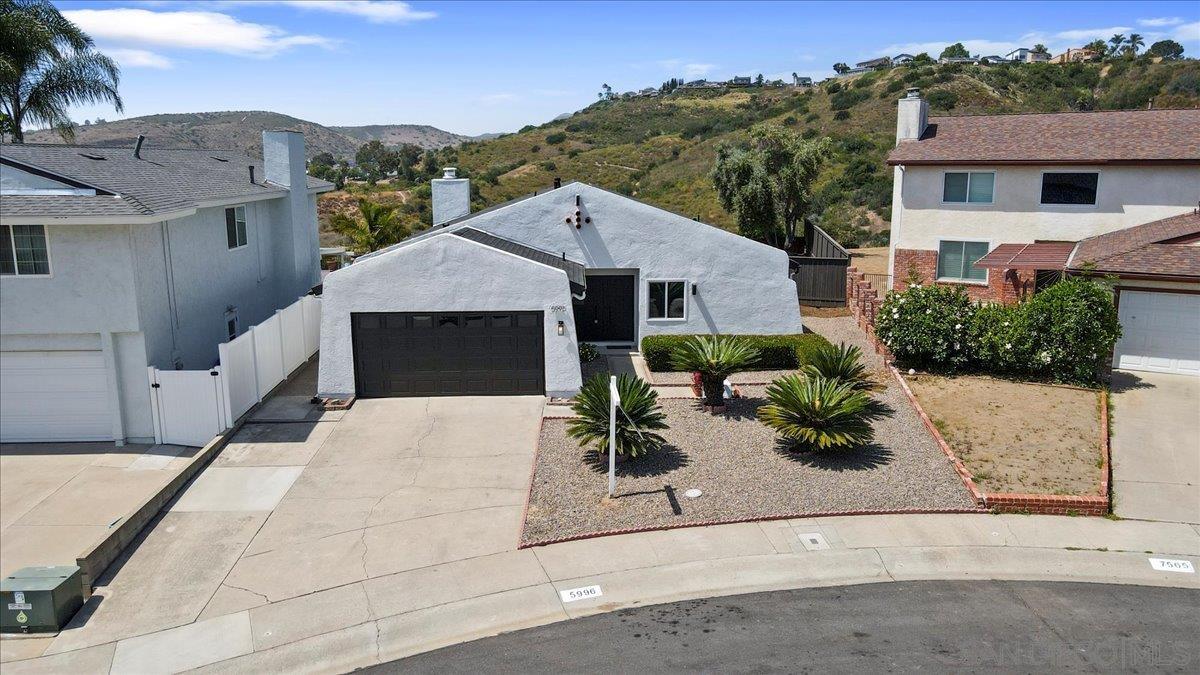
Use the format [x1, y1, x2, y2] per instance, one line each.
[1069, 210, 1200, 279]
[974, 241, 1076, 269]
[887, 109, 1200, 165]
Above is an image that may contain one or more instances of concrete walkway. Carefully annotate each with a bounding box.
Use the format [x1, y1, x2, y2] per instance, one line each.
[1110, 371, 1200, 524]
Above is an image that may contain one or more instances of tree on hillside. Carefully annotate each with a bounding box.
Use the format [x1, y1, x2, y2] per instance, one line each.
[755, 73, 764, 86]
[1125, 33, 1145, 56]
[712, 124, 831, 250]
[0, 0, 123, 142]
[912, 53, 934, 64]
[1031, 44, 1049, 55]
[832, 62, 849, 74]
[939, 43, 970, 59]
[1148, 39, 1184, 60]
[1084, 39, 1108, 56]
[328, 198, 408, 253]
[1108, 34, 1126, 57]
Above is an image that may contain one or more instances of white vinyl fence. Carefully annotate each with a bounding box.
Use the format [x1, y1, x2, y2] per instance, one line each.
[148, 295, 321, 446]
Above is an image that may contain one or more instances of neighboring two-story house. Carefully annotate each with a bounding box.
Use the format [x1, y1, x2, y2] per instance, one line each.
[885, 89, 1200, 375]
[0, 131, 333, 443]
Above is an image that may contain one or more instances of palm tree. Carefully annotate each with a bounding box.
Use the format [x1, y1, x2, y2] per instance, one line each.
[1126, 33, 1144, 55]
[0, 0, 123, 142]
[328, 199, 408, 253]
[1108, 33, 1126, 57]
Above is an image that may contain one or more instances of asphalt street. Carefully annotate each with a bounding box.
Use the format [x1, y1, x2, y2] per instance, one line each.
[367, 581, 1200, 673]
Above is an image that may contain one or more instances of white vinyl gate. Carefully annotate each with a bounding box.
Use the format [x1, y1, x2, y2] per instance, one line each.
[148, 295, 321, 446]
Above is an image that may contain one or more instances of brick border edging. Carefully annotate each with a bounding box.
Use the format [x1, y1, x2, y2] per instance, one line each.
[518, 402, 987, 550]
[890, 365, 1112, 516]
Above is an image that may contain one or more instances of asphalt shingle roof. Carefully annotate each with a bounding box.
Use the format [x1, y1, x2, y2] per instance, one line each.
[1069, 210, 1200, 279]
[887, 109, 1200, 165]
[453, 226, 587, 293]
[1, 142, 332, 219]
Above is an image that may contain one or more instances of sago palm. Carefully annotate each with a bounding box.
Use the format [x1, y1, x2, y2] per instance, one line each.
[758, 374, 880, 451]
[566, 373, 668, 459]
[328, 198, 408, 253]
[0, 0, 123, 142]
[803, 342, 874, 391]
[669, 335, 760, 407]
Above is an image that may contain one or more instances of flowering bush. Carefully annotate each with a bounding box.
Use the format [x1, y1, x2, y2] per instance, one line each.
[874, 284, 974, 369]
[876, 277, 1120, 384]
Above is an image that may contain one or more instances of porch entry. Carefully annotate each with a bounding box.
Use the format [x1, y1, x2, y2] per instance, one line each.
[573, 273, 636, 343]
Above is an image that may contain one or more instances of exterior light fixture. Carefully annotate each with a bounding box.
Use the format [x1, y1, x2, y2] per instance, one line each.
[557, 320, 565, 336]
[691, 283, 698, 295]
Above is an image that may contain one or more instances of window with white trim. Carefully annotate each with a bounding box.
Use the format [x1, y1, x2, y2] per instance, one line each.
[225, 205, 247, 249]
[942, 172, 994, 203]
[937, 240, 989, 282]
[648, 280, 687, 320]
[0, 224, 51, 276]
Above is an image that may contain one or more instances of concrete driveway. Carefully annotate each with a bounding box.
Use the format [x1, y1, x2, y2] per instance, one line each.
[1110, 371, 1200, 524]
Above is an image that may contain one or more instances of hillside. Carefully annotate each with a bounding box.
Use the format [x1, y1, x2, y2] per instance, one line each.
[25, 111, 471, 159]
[330, 124, 472, 149]
[354, 57, 1195, 248]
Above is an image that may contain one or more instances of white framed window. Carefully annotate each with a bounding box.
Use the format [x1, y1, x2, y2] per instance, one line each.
[648, 280, 687, 320]
[1040, 171, 1098, 206]
[225, 205, 248, 249]
[937, 240, 990, 283]
[942, 172, 994, 204]
[225, 308, 240, 341]
[0, 224, 52, 276]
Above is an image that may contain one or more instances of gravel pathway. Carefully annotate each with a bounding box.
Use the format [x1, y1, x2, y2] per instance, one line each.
[521, 324, 979, 544]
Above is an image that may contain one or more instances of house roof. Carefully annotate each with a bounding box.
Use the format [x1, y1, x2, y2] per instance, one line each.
[1068, 210, 1200, 279]
[1, 142, 333, 220]
[452, 227, 586, 294]
[887, 109, 1200, 165]
[974, 241, 1077, 269]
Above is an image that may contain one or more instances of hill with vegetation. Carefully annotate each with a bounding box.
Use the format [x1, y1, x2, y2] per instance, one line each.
[329, 57, 1199, 249]
[24, 111, 472, 159]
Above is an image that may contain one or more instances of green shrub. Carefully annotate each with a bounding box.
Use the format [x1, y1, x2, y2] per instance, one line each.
[1021, 277, 1121, 383]
[641, 334, 829, 372]
[967, 301, 1031, 373]
[578, 342, 599, 363]
[833, 110, 850, 121]
[545, 132, 567, 144]
[803, 342, 873, 390]
[668, 335, 761, 407]
[567, 374, 667, 459]
[927, 89, 958, 109]
[758, 374, 880, 450]
[875, 284, 974, 369]
[825, 81, 843, 94]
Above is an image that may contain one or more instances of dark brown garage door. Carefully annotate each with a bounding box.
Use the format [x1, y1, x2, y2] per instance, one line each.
[351, 312, 544, 397]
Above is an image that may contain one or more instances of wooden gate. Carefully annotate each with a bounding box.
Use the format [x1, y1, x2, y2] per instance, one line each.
[791, 223, 850, 307]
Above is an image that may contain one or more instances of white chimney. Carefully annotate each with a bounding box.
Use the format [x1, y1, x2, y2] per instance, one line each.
[263, 129, 306, 188]
[262, 129, 319, 297]
[896, 88, 928, 144]
[432, 167, 470, 226]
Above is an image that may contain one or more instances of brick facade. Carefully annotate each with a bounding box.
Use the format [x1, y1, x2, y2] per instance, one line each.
[892, 247, 1035, 304]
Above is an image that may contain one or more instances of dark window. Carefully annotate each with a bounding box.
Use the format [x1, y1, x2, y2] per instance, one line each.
[1040, 172, 1098, 205]
[464, 314, 485, 327]
[648, 280, 686, 319]
[411, 315, 433, 328]
[225, 205, 248, 248]
[225, 309, 239, 340]
[0, 224, 50, 275]
[438, 315, 459, 328]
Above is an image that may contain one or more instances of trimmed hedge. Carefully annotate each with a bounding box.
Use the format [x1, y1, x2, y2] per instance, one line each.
[641, 333, 830, 372]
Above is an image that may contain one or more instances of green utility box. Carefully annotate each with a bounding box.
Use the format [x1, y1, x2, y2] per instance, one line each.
[1, 566, 84, 633]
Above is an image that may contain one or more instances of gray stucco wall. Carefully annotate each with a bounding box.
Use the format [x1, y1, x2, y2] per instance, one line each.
[318, 235, 582, 398]
[419, 183, 802, 341]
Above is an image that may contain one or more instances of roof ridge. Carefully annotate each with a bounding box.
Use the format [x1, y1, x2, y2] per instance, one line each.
[929, 107, 1200, 120]
[1, 142, 251, 154]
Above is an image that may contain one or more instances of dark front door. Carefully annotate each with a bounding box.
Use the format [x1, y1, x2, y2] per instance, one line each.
[573, 275, 636, 342]
[351, 311, 544, 397]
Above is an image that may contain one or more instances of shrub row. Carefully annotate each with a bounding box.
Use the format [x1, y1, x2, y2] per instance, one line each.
[640, 333, 830, 372]
[874, 278, 1121, 384]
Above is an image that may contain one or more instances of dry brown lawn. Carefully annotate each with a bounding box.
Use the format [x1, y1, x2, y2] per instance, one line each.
[907, 375, 1104, 496]
[848, 247, 889, 275]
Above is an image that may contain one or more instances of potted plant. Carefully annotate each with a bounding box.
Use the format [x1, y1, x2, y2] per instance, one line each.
[669, 335, 759, 412]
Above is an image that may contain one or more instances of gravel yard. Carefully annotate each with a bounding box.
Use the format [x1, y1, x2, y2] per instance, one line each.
[648, 369, 804, 385]
[522, 371, 978, 545]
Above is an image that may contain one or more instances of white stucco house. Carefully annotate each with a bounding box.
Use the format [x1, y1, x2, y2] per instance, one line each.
[318, 173, 802, 399]
[0, 131, 333, 443]
[885, 89, 1200, 375]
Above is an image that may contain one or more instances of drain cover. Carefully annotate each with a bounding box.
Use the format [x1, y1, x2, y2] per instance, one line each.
[683, 488, 702, 499]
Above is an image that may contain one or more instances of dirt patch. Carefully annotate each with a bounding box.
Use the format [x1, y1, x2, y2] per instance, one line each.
[801, 305, 852, 318]
[521, 376, 977, 545]
[847, 247, 888, 275]
[906, 375, 1103, 496]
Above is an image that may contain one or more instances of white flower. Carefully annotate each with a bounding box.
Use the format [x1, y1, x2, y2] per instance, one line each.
[1005, 343, 1012, 350]
[953, 342, 960, 350]
[1003, 321, 1010, 327]
[955, 323, 962, 329]
[908, 368, 916, 375]
[925, 308, 932, 314]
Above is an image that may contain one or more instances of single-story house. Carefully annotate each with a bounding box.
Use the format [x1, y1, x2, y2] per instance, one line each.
[317, 173, 803, 399]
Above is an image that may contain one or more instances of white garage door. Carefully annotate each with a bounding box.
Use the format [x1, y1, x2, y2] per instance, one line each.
[1113, 291, 1200, 376]
[0, 351, 112, 442]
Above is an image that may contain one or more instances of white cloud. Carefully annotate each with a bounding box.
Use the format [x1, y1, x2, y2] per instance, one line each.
[682, 63, 715, 78]
[248, 1, 436, 24]
[63, 8, 336, 58]
[106, 47, 173, 69]
[480, 93, 518, 105]
[1173, 21, 1200, 43]
[1139, 17, 1184, 27]
[1048, 26, 1131, 42]
[877, 39, 1022, 58]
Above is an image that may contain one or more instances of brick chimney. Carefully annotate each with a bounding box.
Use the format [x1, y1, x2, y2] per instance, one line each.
[896, 88, 928, 144]
[432, 167, 470, 226]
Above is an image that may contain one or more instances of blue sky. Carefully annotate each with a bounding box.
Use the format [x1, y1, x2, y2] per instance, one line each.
[55, 1, 1200, 135]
